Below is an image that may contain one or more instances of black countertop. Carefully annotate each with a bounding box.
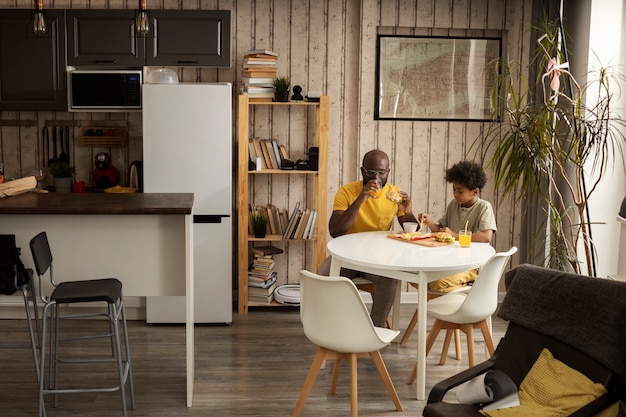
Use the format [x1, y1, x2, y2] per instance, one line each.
[0, 192, 194, 215]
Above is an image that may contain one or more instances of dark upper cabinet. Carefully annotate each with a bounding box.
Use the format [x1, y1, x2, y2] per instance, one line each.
[146, 10, 231, 67]
[67, 9, 144, 68]
[0, 10, 67, 111]
[67, 9, 231, 68]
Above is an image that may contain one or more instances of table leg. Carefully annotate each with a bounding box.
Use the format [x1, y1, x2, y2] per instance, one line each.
[416, 271, 427, 400]
[329, 256, 341, 276]
[185, 215, 194, 407]
[391, 280, 402, 331]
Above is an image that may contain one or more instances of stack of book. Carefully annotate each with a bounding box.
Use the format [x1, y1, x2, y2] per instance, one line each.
[241, 49, 278, 102]
[248, 245, 283, 304]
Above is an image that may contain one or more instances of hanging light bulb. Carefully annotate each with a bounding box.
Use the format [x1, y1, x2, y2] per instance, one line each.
[136, 0, 149, 36]
[33, 0, 47, 36]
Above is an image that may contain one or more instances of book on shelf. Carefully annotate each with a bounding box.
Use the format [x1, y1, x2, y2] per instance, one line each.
[248, 270, 277, 283]
[259, 139, 275, 169]
[271, 139, 282, 170]
[278, 144, 289, 161]
[306, 208, 318, 239]
[248, 281, 276, 296]
[259, 139, 278, 169]
[294, 208, 310, 239]
[243, 63, 277, 70]
[242, 77, 275, 85]
[248, 292, 274, 305]
[286, 209, 303, 239]
[282, 202, 301, 239]
[251, 139, 267, 169]
[266, 204, 278, 235]
[245, 49, 279, 57]
[248, 275, 276, 289]
[251, 245, 284, 256]
[302, 208, 317, 239]
[242, 70, 278, 78]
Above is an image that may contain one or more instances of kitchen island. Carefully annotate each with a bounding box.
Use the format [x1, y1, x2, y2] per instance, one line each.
[0, 191, 196, 407]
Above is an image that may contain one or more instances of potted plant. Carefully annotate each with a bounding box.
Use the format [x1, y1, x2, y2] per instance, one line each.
[252, 213, 269, 238]
[47, 161, 74, 193]
[475, 19, 626, 275]
[273, 77, 290, 102]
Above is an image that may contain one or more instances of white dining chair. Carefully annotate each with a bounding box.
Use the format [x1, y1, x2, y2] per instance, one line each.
[407, 246, 517, 384]
[292, 270, 403, 417]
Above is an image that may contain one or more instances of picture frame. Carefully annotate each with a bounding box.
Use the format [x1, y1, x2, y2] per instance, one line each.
[375, 35, 502, 121]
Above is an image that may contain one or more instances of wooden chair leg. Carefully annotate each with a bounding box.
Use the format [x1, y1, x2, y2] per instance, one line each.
[460, 324, 476, 367]
[292, 347, 328, 417]
[400, 308, 418, 345]
[348, 353, 358, 417]
[439, 329, 453, 365]
[370, 350, 403, 411]
[478, 319, 496, 356]
[454, 329, 462, 360]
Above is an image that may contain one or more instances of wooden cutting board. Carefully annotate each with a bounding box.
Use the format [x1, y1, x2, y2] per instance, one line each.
[387, 233, 454, 247]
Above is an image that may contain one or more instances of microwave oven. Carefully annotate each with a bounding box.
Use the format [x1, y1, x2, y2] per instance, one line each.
[68, 69, 142, 112]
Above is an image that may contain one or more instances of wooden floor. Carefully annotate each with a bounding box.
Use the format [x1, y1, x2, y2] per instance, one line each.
[0, 303, 507, 416]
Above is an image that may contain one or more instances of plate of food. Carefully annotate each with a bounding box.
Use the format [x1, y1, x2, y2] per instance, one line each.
[104, 185, 138, 193]
[387, 231, 455, 247]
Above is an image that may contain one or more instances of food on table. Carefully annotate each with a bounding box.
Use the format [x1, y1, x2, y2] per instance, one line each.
[434, 232, 455, 243]
[386, 189, 403, 203]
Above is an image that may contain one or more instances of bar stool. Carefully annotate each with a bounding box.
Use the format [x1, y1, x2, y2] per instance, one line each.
[29, 231, 135, 417]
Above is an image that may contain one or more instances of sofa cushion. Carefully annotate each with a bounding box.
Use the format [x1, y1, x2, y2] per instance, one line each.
[480, 348, 617, 417]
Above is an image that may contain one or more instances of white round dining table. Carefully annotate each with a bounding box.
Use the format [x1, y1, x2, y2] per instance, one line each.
[326, 230, 496, 401]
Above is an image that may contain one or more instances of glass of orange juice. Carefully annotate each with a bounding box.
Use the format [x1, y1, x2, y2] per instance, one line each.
[458, 230, 472, 247]
[367, 179, 383, 198]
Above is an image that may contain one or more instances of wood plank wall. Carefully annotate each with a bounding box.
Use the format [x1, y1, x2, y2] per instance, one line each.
[0, 0, 532, 293]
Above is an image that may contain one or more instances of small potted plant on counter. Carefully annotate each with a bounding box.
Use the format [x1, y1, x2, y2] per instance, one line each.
[252, 213, 269, 238]
[48, 161, 74, 193]
[273, 77, 290, 102]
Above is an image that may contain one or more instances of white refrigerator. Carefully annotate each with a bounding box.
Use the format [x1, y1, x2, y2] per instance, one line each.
[142, 82, 232, 324]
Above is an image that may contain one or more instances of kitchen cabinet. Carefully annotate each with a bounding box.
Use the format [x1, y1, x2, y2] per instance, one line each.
[146, 10, 230, 67]
[66, 9, 144, 67]
[67, 9, 230, 68]
[237, 95, 329, 313]
[0, 10, 67, 111]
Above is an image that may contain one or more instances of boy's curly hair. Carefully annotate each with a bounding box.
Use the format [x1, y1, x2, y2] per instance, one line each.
[444, 161, 487, 191]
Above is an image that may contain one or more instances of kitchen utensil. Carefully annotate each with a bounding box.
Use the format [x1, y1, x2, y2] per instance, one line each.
[65, 127, 71, 161]
[43, 127, 55, 165]
[59, 127, 68, 163]
[51, 126, 58, 165]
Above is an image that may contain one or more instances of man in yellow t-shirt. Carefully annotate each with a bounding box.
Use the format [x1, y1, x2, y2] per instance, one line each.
[318, 149, 418, 327]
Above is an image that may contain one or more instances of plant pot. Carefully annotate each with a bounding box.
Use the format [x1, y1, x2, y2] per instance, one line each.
[54, 177, 73, 193]
[254, 224, 267, 238]
[274, 90, 290, 102]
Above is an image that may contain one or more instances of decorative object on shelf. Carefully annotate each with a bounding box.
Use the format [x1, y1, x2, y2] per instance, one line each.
[48, 161, 74, 193]
[252, 213, 269, 238]
[32, 0, 47, 37]
[273, 77, 290, 102]
[291, 85, 304, 102]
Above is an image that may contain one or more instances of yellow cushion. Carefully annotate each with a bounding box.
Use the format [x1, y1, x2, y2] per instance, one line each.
[426, 269, 478, 292]
[480, 348, 618, 417]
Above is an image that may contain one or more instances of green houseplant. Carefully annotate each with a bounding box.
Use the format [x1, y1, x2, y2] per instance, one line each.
[47, 161, 75, 193]
[252, 213, 269, 238]
[273, 77, 290, 102]
[476, 19, 626, 275]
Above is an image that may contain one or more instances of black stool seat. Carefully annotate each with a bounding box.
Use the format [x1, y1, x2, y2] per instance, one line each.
[52, 278, 122, 304]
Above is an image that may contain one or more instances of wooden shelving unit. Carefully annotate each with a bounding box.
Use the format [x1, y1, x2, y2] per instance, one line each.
[237, 95, 329, 313]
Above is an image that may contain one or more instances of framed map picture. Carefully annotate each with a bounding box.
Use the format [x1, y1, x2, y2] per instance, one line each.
[375, 35, 501, 121]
